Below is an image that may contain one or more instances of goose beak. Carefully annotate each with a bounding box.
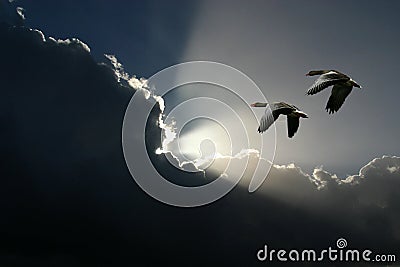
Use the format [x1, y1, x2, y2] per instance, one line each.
[250, 103, 256, 107]
[305, 73, 310, 76]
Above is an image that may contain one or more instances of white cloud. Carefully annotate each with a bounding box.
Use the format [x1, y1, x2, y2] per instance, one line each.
[16, 7, 24, 20]
[50, 37, 91, 53]
[266, 156, 400, 191]
[103, 54, 129, 82]
[347, 155, 400, 181]
[103, 54, 170, 156]
[262, 155, 400, 209]
[388, 165, 399, 173]
[24, 28, 46, 42]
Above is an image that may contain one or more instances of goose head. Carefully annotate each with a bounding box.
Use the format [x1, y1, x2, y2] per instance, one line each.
[352, 81, 362, 89]
[250, 102, 268, 107]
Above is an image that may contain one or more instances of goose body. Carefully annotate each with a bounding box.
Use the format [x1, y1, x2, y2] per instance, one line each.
[306, 70, 362, 114]
[250, 101, 308, 138]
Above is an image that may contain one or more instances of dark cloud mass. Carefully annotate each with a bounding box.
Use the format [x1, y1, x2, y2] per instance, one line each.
[0, 18, 399, 267]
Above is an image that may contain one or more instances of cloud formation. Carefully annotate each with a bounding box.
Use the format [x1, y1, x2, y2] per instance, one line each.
[0, 16, 399, 267]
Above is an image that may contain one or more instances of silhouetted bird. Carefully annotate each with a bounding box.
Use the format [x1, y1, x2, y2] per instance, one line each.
[305, 70, 362, 114]
[250, 101, 308, 138]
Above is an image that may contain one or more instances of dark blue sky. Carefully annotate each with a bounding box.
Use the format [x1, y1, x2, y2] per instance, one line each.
[8, 0, 400, 174]
[17, 0, 199, 77]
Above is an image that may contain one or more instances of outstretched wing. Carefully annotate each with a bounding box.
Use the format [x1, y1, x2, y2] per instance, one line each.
[286, 114, 300, 138]
[273, 102, 295, 110]
[306, 72, 349, 95]
[258, 106, 279, 133]
[326, 83, 353, 114]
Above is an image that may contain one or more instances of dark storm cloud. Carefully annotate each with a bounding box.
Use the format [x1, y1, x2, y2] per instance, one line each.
[1, 21, 399, 267]
[261, 156, 400, 240]
[212, 153, 400, 240]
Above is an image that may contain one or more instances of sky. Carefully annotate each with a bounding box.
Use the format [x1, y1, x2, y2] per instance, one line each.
[1, 0, 400, 266]
[180, 0, 400, 174]
[13, 0, 400, 175]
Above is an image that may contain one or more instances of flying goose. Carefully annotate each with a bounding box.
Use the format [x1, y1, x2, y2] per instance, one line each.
[250, 101, 308, 138]
[306, 70, 362, 114]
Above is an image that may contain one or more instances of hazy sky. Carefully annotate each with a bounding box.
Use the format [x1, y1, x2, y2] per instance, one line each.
[15, 0, 400, 176]
[181, 0, 400, 175]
